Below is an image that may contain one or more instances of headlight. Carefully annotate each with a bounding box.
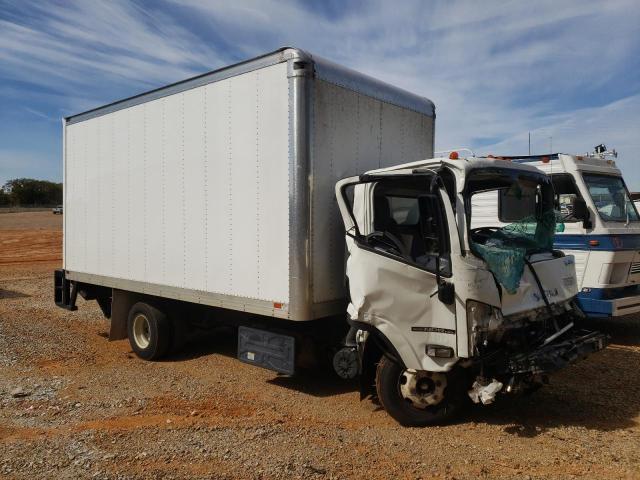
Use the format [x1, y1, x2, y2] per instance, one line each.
[467, 300, 503, 351]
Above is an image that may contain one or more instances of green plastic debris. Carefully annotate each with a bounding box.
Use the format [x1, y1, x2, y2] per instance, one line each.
[471, 211, 562, 294]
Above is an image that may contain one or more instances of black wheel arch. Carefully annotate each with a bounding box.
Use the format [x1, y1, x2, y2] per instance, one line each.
[348, 320, 405, 400]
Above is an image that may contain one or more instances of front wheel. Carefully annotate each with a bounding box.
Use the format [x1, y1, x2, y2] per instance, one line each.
[375, 356, 464, 427]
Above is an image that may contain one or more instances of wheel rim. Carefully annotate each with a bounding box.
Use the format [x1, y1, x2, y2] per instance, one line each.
[398, 369, 447, 409]
[132, 313, 151, 349]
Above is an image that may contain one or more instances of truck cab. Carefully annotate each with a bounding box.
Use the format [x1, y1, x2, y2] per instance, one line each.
[336, 154, 607, 426]
[497, 150, 640, 319]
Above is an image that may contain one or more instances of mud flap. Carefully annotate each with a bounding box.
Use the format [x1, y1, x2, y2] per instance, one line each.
[109, 289, 132, 341]
[237, 326, 295, 375]
[54, 269, 77, 311]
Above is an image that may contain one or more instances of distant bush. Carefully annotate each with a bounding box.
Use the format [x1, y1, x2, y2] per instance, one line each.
[1, 178, 63, 207]
[0, 189, 10, 206]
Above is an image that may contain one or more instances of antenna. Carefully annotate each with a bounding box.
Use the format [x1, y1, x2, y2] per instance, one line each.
[549, 136, 553, 175]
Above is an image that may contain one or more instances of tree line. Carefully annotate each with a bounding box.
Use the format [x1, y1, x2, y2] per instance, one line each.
[0, 179, 63, 207]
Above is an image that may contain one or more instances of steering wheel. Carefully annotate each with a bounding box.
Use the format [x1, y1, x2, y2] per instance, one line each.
[470, 227, 500, 244]
[471, 227, 499, 236]
[365, 231, 410, 260]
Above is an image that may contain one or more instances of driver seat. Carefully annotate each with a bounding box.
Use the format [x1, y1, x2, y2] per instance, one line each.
[373, 196, 411, 258]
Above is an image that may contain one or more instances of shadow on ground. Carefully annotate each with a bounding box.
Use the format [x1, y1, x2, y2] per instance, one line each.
[471, 343, 640, 436]
[0, 288, 29, 299]
[152, 317, 640, 432]
[168, 326, 239, 361]
[163, 326, 358, 397]
[471, 316, 640, 435]
[267, 370, 357, 397]
[582, 314, 640, 346]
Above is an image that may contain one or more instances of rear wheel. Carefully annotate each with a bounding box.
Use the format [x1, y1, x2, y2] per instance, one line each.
[127, 302, 171, 360]
[375, 356, 463, 427]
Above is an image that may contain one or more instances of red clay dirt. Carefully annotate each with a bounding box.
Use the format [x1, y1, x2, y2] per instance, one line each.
[0, 211, 639, 479]
[0, 211, 62, 265]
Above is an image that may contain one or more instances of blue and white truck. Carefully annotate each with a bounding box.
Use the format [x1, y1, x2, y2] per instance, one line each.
[491, 147, 640, 319]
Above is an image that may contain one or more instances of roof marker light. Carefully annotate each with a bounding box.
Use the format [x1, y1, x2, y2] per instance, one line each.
[542, 156, 550, 163]
[449, 151, 459, 160]
[589, 240, 600, 247]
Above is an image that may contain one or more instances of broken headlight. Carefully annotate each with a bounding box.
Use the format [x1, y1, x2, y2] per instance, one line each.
[467, 300, 503, 352]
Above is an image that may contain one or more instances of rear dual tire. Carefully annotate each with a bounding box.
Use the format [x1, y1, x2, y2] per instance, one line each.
[127, 302, 171, 360]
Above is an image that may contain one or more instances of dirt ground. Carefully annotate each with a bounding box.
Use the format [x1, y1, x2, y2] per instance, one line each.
[0, 211, 62, 265]
[1, 211, 639, 479]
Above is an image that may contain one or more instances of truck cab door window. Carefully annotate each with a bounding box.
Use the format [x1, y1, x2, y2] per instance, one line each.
[369, 195, 413, 258]
[417, 193, 452, 276]
[370, 183, 450, 276]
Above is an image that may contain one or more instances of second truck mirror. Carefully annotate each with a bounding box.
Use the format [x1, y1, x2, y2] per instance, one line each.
[570, 198, 592, 228]
[571, 198, 587, 219]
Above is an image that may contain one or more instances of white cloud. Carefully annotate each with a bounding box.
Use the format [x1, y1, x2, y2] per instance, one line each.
[478, 93, 640, 189]
[0, 0, 227, 103]
[167, 0, 640, 186]
[0, 0, 638, 186]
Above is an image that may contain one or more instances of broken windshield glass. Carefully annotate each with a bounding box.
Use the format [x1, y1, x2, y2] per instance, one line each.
[466, 168, 559, 294]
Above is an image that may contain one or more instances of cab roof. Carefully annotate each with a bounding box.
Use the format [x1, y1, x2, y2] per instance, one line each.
[365, 156, 545, 177]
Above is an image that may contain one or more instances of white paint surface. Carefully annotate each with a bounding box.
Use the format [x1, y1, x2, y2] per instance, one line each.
[65, 62, 290, 303]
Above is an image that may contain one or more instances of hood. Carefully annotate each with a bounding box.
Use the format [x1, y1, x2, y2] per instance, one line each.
[501, 254, 578, 317]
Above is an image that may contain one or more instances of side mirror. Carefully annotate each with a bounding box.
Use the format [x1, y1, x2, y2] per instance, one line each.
[570, 198, 592, 229]
[571, 198, 587, 219]
[438, 281, 455, 305]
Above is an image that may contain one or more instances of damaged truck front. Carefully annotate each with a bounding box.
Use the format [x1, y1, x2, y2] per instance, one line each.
[336, 155, 608, 427]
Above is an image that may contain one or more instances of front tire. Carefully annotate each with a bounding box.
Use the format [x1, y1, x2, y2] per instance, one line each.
[127, 302, 171, 360]
[375, 356, 462, 427]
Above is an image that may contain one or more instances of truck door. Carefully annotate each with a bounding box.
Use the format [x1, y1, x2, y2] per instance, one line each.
[549, 173, 590, 288]
[338, 175, 459, 371]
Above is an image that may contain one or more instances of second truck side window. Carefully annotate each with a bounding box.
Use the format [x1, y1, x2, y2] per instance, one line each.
[550, 174, 583, 222]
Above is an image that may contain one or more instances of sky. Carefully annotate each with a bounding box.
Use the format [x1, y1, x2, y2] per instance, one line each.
[1, 0, 639, 188]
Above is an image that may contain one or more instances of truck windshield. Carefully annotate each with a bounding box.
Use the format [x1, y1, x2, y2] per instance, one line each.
[465, 168, 557, 293]
[582, 173, 639, 223]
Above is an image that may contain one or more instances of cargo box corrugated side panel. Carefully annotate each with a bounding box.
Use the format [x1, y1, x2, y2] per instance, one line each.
[63, 47, 435, 321]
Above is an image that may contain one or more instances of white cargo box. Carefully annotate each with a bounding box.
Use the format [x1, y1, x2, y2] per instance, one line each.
[63, 47, 435, 321]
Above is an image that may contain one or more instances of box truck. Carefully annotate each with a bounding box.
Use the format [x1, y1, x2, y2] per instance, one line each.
[473, 147, 640, 319]
[55, 48, 606, 426]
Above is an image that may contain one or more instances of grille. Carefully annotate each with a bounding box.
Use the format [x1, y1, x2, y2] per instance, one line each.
[630, 262, 640, 275]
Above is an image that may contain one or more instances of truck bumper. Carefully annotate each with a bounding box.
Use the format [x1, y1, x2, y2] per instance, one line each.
[508, 329, 609, 376]
[576, 286, 640, 318]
